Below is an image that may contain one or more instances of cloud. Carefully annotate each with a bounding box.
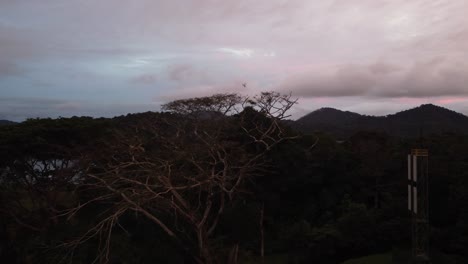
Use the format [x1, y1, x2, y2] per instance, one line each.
[377, 57, 468, 97]
[278, 65, 376, 97]
[368, 62, 402, 75]
[163, 63, 246, 90]
[217, 48, 254, 58]
[1, 0, 468, 118]
[167, 64, 200, 82]
[0, 22, 49, 59]
[278, 57, 468, 98]
[0, 61, 22, 78]
[130, 73, 158, 85]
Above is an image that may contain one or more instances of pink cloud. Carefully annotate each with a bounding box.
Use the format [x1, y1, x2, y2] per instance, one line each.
[435, 97, 468, 105]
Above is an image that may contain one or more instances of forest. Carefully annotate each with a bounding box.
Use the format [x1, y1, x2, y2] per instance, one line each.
[1, 92, 467, 264]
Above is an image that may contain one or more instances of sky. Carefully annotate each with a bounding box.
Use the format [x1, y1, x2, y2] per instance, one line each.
[1, 0, 468, 121]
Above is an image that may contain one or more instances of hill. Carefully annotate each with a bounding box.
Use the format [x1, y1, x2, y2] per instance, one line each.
[294, 104, 468, 138]
[0, 120, 17, 126]
[293, 108, 364, 138]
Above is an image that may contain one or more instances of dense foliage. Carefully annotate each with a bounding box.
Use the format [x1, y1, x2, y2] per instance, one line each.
[1, 99, 467, 263]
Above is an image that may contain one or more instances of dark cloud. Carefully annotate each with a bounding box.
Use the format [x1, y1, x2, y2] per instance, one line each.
[278, 65, 376, 97]
[368, 62, 402, 75]
[130, 73, 158, 85]
[1, 0, 468, 117]
[377, 57, 468, 97]
[0, 23, 45, 59]
[167, 64, 198, 82]
[279, 57, 468, 98]
[0, 61, 22, 77]
[163, 63, 227, 89]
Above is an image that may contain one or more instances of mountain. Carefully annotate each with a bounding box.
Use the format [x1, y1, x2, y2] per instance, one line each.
[383, 104, 468, 137]
[293, 108, 364, 138]
[296, 107, 362, 125]
[0, 120, 17, 126]
[293, 104, 468, 138]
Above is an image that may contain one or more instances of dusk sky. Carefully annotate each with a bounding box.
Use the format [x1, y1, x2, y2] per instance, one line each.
[1, 0, 468, 121]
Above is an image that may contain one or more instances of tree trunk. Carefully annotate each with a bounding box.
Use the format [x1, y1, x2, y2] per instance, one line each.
[228, 243, 239, 264]
[197, 229, 213, 264]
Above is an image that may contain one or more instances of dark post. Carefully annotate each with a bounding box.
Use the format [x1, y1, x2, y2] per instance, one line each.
[408, 149, 430, 263]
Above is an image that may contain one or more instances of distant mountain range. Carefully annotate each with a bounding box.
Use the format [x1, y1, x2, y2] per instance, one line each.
[1, 104, 467, 138]
[292, 104, 468, 138]
[0, 120, 17, 126]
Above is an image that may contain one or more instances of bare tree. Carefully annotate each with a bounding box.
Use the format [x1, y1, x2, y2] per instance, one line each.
[61, 92, 297, 263]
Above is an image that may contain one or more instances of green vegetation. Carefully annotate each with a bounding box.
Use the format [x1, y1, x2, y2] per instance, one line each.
[1, 93, 467, 263]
